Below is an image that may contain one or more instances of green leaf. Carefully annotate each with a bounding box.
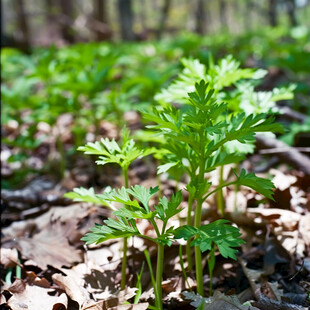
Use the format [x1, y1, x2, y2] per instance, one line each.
[101, 187, 141, 208]
[81, 217, 140, 245]
[157, 161, 180, 174]
[113, 206, 154, 220]
[205, 150, 245, 172]
[156, 227, 177, 246]
[78, 136, 153, 170]
[155, 190, 183, 222]
[126, 185, 159, 211]
[64, 187, 110, 207]
[234, 168, 275, 200]
[174, 220, 245, 260]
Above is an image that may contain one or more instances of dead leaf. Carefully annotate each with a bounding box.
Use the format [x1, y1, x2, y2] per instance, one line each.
[52, 273, 90, 309]
[270, 169, 297, 191]
[299, 214, 310, 247]
[25, 271, 51, 288]
[247, 208, 301, 231]
[11, 220, 83, 270]
[0, 248, 19, 268]
[204, 290, 251, 310]
[5, 279, 68, 310]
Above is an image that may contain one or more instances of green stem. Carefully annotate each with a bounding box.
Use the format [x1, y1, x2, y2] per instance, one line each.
[150, 218, 161, 237]
[194, 131, 206, 296]
[216, 165, 225, 216]
[208, 245, 216, 296]
[5, 267, 13, 284]
[179, 245, 192, 291]
[120, 236, 128, 290]
[194, 198, 204, 296]
[16, 257, 21, 279]
[202, 181, 236, 202]
[186, 193, 194, 271]
[123, 167, 129, 188]
[155, 243, 164, 310]
[121, 167, 129, 290]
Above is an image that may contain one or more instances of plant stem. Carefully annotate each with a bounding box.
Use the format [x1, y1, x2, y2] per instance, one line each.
[186, 193, 194, 271]
[123, 167, 129, 188]
[202, 181, 236, 202]
[216, 165, 225, 216]
[179, 245, 192, 291]
[120, 167, 129, 290]
[194, 131, 206, 296]
[155, 243, 164, 310]
[194, 198, 204, 296]
[121, 236, 128, 290]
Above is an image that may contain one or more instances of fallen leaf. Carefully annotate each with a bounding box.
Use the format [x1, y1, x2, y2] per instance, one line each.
[9, 220, 82, 270]
[247, 208, 301, 231]
[5, 279, 68, 310]
[52, 273, 90, 309]
[0, 248, 19, 268]
[25, 271, 51, 288]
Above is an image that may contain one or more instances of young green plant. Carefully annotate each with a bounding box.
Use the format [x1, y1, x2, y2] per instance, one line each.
[65, 127, 153, 290]
[81, 185, 183, 310]
[143, 80, 283, 295]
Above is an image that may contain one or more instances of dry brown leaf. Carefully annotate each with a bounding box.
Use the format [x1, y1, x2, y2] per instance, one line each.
[12, 220, 83, 270]
[204, 291, 251, 310]
[25, 271, 51, 288]
[270, 169, 297, 191]
[1, 292, 7, 305]
[0, 248, 19, 268]
[2, 203, 99, 243]
[5, 279, 68, 310]
[52, 273, 90, 309]
[247, 208, 301, 230]
[299, 214, 310, 247]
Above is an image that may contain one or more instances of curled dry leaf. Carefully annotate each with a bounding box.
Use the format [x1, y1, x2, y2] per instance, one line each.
[0, 247, 19, 268]
[25, 271, 51, 288]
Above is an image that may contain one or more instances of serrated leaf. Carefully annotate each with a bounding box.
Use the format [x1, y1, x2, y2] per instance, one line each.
[174, 220, 244, 260]
[113, 206, 154, 220]
[78, 135, 152, 170]
[81, 217, 140, 245]
[104, 187, 141, 208]
[126, 185, 159, 211]
[157, 162, 179, 174]
[64, 187, 110, 207]
[205, 150, 245, 172]
[155, 190, 182, 222]
[234, 168, 275, 200]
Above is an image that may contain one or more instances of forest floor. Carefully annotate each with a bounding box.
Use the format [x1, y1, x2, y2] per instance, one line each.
[1, 114, 310, 310]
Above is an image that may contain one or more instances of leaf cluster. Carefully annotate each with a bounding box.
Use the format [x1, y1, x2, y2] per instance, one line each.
[78, 131, 153, 171]
[144, 80, 282, 203]
[81, 185, 183, 247]
[174, 219, 245, 260]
